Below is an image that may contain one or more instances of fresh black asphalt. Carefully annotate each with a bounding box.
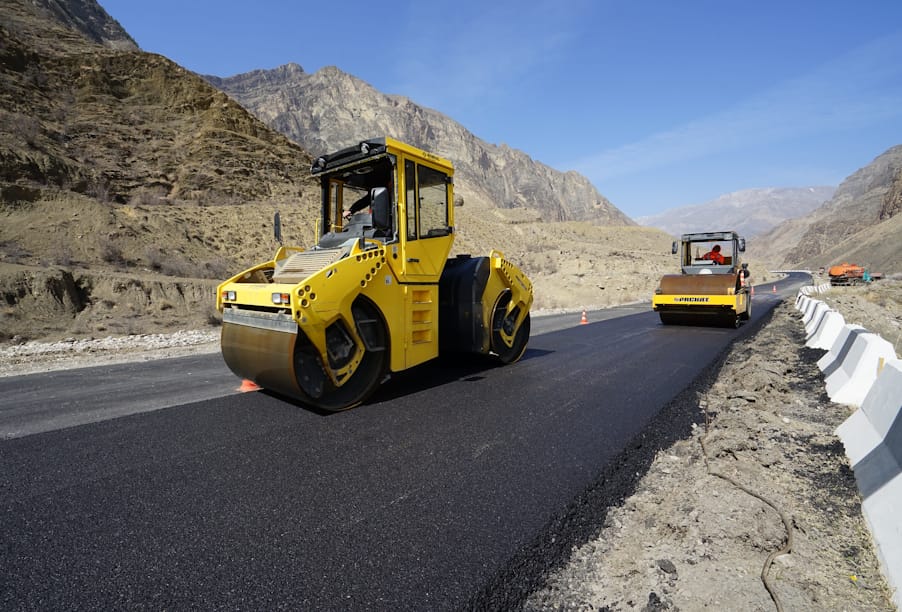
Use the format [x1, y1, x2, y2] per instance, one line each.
[0, 278, 804, 610]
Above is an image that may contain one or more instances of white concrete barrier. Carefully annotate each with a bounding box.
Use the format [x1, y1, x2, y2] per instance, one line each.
[798, 282, 831, 298]
[824, 333, 898, 406]
[801, 298, 818, 324]
[817, 324, 867, 373]
[804, 301, 831, 333]
[800, 290, 901, 606]
[835, 359, 902, 610]
[806, 310, 846, 351]
[806, 298, 824, 322]
[801, 297, 819, 322]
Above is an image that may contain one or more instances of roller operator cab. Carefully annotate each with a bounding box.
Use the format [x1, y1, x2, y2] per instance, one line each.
[652, 230, 751, 328]
[216, 137, 533, 411]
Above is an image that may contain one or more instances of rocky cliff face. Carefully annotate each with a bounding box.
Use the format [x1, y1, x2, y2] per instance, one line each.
[30, 0, 138, 50]
[751, 145, 902, 272]
[1, 0, 315, 210]
[879, 167, 902, 221]
[207, 64, 633, 226]
[789, 145, 902, 264]
[0, 0, 325, 341]
[1, 0, 672, 343]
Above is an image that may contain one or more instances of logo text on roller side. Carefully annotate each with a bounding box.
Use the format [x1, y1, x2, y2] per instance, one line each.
[675, 297, 710, 302]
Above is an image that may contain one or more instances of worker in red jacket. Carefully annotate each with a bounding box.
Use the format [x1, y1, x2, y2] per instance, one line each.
[702, 244, 725, 264]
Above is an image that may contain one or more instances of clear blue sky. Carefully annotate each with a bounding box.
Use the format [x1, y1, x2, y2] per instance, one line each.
[98, 0, 902, 219]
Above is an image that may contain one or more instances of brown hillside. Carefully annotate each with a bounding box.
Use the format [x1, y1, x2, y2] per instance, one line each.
[29, 0, 138, 50]
[0, 0, 680, 343]
[0, 0, 321, 340]
[750, 145, 902, 274]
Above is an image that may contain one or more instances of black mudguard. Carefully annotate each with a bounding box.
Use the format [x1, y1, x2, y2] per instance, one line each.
[438, 255, 491, 354]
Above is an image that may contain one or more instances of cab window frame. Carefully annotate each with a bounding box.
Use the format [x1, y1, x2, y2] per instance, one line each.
[404, 159, 450, 241]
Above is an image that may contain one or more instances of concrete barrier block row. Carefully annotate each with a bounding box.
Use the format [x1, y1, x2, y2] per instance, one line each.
[796, 291, 902, 608]
[835, 358, 902, 609]
[798, 282, 831, 296]
[795, 294, 898, 406]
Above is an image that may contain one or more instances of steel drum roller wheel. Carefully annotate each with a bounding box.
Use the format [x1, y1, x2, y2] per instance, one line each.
[491, 292, 530, 364]
[292, 297, 389, 412]
[659, 312, 677, 325]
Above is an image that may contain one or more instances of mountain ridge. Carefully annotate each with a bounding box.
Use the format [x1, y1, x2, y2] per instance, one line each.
[29, 0, 138, 50]
[750, 145, 902, 272]
[206, 63, 634, 226]
[637, 186, 835, 238]
[0, 0, 676, 343]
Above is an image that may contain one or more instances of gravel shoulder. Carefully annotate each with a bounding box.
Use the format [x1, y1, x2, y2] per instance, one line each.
[0, 329, 220, 378]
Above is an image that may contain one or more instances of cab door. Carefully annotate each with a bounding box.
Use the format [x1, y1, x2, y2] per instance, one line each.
[389, 158, 454, 368]
[395, 158, 453, 282]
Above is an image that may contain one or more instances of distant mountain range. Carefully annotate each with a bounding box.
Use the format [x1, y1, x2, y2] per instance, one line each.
[637, 187, 836, 238]
[752, 145, 902, 272]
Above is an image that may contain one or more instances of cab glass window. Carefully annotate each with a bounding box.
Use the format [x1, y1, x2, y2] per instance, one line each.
[405, 160, 417, 240]
[417, 165, 449, 238]
[404, 160, 450, 240]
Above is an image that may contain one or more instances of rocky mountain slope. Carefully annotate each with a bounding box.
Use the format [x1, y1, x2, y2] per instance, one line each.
[206, 63, 633, 226]
[0, 0, 321, 340]
[751, 145, 902, 272]
[0, 0, 677, 344]
[638, 186, 835, 238]
[28, 0, 138, 50]
[0, 0, 318, 227]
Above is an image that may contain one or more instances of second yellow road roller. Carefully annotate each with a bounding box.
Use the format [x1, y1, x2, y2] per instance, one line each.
[216, 137, 533, 410]
[652, 230, 751, 327]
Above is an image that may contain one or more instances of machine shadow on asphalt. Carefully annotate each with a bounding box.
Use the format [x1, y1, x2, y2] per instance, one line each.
[254, 346, 556, 415]
[365, 347, 555, 405]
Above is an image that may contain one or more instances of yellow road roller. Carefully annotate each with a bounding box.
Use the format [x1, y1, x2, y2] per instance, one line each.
[216, 137, 533, 410]
[652, 230, 751, 327]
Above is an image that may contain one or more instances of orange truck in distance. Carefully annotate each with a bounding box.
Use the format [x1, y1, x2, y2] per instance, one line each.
[827, 262, 882, 286]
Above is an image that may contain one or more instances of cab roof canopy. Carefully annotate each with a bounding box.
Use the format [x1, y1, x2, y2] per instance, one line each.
[310, 137, 453, 175]
[681, 231, 739, 242]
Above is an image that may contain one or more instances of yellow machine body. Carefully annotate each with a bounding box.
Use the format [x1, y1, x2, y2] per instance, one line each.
[216, 137, 533, 410]
[652, 230, 751, 327]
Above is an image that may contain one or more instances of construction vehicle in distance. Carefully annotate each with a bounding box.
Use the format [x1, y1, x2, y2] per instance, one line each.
[216, 137, 533, 411]
[652, 231, 751, 327]
[827, 262, 883, 286]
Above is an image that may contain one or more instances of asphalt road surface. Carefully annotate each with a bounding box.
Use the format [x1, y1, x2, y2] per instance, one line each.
[0, 276, 806, 610]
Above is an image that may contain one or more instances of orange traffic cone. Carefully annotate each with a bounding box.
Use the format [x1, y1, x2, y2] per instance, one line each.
[238, 379, 260, 392]
[580, 310, 588, 325]
[772, 285, 777, 294]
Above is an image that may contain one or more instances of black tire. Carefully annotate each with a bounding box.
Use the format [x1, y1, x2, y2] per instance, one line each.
[491, 292, 531, 363]
[293, 297, 388, 411]
[720, 313, 741, 328]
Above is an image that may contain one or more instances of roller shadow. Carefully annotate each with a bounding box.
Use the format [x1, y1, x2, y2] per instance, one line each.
[368, 346, 555, 404]
[254, 346, 554, 415]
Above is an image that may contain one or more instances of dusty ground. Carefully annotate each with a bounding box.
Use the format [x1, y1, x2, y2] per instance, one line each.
[0, 328, 219, 378]
[525, 281, 902, 611]
[814, 278, 902, 356]
[1, 282, 900, 611]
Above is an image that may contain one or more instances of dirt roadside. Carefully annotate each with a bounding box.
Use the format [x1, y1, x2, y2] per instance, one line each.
[525, 281, 901, 611]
